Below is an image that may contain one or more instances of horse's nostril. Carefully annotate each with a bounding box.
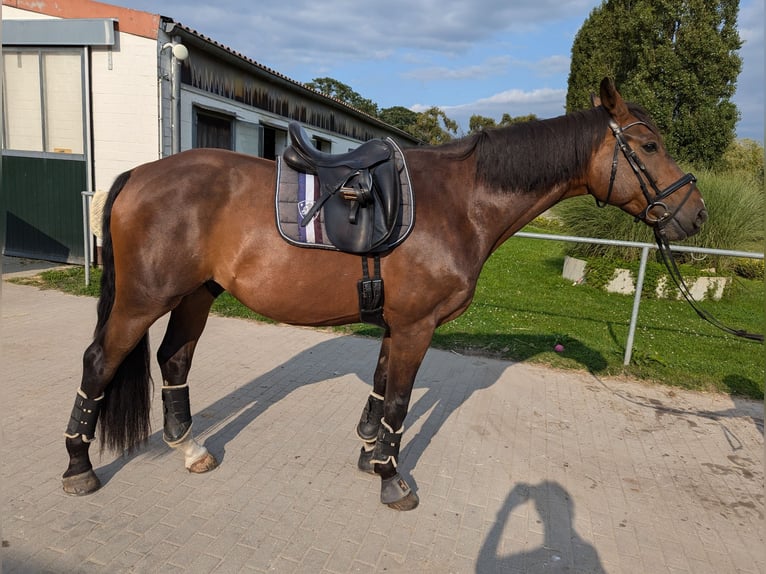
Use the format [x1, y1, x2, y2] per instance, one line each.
[697, 208, 709, 227]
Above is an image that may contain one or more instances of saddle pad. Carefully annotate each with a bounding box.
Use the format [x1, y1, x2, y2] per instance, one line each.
[275, 138, 414, 251]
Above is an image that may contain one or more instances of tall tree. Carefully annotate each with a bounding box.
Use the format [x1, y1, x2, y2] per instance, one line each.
[567, 0, 742, 167]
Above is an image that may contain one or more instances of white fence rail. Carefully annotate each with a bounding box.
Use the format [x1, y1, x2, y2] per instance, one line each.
[82, 191, 762, 366]
[515, 231, 763, 365]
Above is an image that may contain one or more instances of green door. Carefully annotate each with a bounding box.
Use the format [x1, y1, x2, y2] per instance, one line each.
[2, 48, 89, 264]
[2, 154, 87, 263]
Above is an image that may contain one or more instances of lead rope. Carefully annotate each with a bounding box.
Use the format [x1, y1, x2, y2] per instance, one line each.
[655, 231, 763, 342]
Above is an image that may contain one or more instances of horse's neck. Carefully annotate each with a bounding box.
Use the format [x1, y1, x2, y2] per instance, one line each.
[487, 183, 577, 250]
[407, 146, 584, 259]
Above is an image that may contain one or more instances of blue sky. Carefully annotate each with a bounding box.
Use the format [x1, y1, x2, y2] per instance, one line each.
[117, 0, 763, 141]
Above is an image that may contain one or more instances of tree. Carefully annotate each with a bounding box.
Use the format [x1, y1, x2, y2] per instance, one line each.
[567, 0, 742, 168]
[305, 77, 379, 117]
[469, 113, 540, 134]
[379, 106, 420, 133]
[469, 114, 497, 133]
[306, 77, 461, 144]
[409, 107, 459, 145]
[499, 113, 538, 126]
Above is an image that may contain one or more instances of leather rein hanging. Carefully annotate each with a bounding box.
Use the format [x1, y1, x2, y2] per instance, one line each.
[655, 234, 763, 342]
[599, 118, 763, 343]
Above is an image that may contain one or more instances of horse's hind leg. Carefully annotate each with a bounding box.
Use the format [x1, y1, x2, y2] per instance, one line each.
[157, 282, 220, 473]
[63, 303, 167, 495]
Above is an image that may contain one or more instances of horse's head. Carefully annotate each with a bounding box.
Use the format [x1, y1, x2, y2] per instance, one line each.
[588, 78, 707, 241]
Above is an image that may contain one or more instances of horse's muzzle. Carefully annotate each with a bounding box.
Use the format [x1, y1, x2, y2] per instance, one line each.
[658, 204, 707, 241]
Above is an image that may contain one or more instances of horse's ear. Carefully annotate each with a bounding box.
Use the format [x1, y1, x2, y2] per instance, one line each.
[599, 77, 629, 123]
[590, 92, 601, 107]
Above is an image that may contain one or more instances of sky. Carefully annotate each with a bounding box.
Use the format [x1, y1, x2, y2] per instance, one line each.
[115, 0, 763, 141]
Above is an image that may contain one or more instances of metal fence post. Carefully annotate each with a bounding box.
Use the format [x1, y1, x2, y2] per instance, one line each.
[624, 245, 650, 365]
[81, 191, 93, 287]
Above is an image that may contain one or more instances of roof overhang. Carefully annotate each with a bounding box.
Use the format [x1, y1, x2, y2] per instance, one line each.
[3, 18, 117, 46]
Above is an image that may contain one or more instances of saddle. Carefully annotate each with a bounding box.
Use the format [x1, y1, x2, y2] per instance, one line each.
[282, 122, 401, 254]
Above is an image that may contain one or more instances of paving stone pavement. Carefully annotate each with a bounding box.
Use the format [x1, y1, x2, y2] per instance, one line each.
[1, 280, 763, 574]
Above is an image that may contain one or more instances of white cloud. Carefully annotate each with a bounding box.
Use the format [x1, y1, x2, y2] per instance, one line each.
[412, 87, 568, 133]
[444, 87, 566, 111]
[402, 56, 512, 81]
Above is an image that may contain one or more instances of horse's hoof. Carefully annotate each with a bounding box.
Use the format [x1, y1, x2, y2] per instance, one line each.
[62, 470, 101, 495]
[386, 491, 420, 511]
[381, 473, 419, 511]
[357, 446, 376, 474]
[187, 452, 218, 474]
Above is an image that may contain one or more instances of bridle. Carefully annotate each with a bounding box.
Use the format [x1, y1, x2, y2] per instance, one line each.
[599, 117, 763, 343]
[598, 118, 697, 229]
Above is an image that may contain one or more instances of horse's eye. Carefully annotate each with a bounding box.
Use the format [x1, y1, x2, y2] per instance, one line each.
[642, 142, 658, 153]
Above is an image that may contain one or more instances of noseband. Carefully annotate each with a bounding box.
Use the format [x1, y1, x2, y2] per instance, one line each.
[598, 119, 696, 229]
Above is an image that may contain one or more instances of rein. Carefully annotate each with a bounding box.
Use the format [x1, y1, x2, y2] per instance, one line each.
[655, 232, 764, 343]
[598, 117, 763, 343]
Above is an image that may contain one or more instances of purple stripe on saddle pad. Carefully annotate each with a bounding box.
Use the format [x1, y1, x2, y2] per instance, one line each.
[297, 173, 322, 244]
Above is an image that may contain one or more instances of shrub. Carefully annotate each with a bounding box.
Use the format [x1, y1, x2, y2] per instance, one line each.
[554, 169, 764, 269]
[720, 138, 764, 184]
[732, 258, 764, 279]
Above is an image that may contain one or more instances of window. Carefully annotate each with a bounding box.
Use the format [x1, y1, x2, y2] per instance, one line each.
[312, 137, 331, 153]
[260, 124, 287, 160]
[194, 107, 233, 150]
[2, 49, 84, 154]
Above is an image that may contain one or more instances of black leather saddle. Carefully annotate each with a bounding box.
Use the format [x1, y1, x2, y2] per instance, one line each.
[282, 122, 402, 254]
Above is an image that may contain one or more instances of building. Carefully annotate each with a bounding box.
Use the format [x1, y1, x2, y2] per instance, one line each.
[1, 0, 419, 263]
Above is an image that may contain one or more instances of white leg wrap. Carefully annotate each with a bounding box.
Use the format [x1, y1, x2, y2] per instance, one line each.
[165, 425, 208, 469]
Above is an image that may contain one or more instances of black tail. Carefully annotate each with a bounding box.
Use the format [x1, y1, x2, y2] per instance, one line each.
[95, 170, 153, 454]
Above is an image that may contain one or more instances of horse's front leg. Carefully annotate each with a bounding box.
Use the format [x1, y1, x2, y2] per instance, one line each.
[362, 325, 432, 510]
[157, 286, 219, 473]
[356, 331, 390, 473]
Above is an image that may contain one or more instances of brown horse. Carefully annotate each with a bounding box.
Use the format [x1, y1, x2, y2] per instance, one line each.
[62, 79, 706, 510]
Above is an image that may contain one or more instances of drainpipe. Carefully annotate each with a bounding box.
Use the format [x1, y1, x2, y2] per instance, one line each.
[161, 38, 188, 154]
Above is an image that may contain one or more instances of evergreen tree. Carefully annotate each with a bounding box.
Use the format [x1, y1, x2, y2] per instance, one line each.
[567, 0, 742, 167]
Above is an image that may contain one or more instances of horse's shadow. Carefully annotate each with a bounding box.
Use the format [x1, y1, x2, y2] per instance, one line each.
[92, 331, 604, 487]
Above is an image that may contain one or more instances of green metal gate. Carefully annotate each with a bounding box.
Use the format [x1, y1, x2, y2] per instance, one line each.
[2, 154, 87, 263]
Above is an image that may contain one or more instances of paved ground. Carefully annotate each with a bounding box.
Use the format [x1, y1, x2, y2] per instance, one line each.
[1, 277, 763, 573]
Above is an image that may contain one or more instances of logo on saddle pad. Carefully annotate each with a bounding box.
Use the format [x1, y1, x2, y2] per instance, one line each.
[298, 199, 315, 221]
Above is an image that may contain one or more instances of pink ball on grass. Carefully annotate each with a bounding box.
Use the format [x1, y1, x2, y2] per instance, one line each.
[554, 344, 565, 353]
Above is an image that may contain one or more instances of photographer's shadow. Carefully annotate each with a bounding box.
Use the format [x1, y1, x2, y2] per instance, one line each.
[477, 481, 605, 573]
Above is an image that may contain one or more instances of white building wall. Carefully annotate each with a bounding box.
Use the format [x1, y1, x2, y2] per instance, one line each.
[89, 33, 159, 192]
[3, 5, 160, 192]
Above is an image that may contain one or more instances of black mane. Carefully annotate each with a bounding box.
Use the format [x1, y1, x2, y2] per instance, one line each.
[444, 103, 656, 193]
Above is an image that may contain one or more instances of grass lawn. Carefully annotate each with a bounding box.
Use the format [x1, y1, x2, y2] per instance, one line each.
[12, 228, 764, 399]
